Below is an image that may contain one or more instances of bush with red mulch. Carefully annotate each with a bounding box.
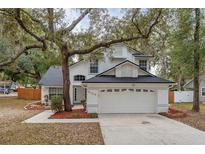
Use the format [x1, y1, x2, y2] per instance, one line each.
[49, 109, 98, 119]
[24, 102, 51, 110]
[159, 107, 187, 118]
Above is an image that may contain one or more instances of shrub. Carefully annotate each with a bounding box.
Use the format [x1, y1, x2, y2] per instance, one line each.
[51, 96, 62, 112]
[81, 99, 86, 110]
[72, 112, 81, 118]
[89, 113, 98, 118]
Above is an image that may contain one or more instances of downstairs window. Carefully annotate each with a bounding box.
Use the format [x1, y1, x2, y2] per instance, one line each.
[49, 88, 63, 99]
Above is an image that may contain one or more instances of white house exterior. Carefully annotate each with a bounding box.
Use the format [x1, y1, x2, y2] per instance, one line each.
[39, 43, 174, 113]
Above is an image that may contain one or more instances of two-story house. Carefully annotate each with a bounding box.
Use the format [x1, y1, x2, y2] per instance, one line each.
[39, 43, 174, 113]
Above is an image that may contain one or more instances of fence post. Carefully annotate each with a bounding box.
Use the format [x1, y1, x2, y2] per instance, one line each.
[169, 91, 174, 106]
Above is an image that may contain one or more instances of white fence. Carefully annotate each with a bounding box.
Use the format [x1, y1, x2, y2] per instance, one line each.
[174, 91, 193, 103]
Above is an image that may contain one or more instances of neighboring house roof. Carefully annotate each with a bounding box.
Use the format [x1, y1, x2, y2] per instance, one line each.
[183, 79, 193, 89]
[183, 72, 205, 89]
[39, 66, 63, 86]
[83, 60, 174, 84]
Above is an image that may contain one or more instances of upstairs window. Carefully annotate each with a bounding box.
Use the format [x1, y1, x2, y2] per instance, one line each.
[74, 75, 85, 81]
[90, 60, 98, 73]
[139, 60, 147, 71]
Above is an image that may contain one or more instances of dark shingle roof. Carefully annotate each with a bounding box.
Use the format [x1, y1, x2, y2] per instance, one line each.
[39, 61, 84, 86]
[82, 75, 174, 84]
[39, 66, 64, 86]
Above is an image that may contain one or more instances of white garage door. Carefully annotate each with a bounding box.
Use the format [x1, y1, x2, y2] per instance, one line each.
[98, 88, 157, 113]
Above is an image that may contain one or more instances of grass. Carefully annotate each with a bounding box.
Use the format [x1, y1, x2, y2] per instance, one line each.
[174, 102, 205, 111]
[172, 102, 205, 132]
[0, 98, 104, 145]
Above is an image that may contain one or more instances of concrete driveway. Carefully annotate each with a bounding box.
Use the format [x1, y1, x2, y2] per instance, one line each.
[99, 114, 205, 145]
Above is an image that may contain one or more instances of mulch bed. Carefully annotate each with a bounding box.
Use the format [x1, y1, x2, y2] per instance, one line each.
[24, 102, 51, 110]
[49, 109, 98, 119]
[159, 107, 187, 118]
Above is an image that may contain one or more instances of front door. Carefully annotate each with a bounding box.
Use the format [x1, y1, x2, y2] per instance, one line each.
[73, 86, 86, 104]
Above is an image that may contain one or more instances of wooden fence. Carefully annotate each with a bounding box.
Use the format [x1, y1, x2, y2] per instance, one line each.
[18, 88, 41, 100]
[169, 91, 174, 104]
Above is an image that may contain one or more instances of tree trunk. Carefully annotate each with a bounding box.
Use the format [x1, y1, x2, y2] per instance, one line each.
[61, 45, 72, 111]
[192, 8, 200, 112]
[177, 74, 182, 91]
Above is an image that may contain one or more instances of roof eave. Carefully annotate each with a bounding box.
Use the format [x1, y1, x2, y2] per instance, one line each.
[82, 81, 175, 84]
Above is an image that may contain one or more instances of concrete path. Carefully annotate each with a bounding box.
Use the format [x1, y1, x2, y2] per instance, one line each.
[99, 114, 205, 145]
[0, 92, 17, 98]
[23, 110, 98, 123]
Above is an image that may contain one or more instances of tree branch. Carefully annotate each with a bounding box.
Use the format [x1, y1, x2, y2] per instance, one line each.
[47, 8, 55, 42]
[131, 9, 144, 37]
[145, 9, 162, 38]
[131, 9, 162, 38]
[20, 9, 47, 32]
[64, 9, 92, 33]
[15, 9, 47, 50]
[70, 35, 144, 56]
[15, 9, 42, 42]
[70, 9, 162, 56]
[0, 44, 43, 67]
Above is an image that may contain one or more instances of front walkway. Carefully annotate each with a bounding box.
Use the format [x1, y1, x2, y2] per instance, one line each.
[23, 110, 98, 123]
[99, 114, 205, 145]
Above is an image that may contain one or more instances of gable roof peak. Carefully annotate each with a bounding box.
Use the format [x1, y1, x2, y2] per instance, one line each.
[96, 59, 155, 77]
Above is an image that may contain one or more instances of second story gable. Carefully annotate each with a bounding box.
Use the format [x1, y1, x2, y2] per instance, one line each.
[69, 43, 153, 83]
[96, 43, 153, 73]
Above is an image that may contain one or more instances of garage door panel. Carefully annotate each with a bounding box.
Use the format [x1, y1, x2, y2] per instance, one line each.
[98, 91, 157, 113]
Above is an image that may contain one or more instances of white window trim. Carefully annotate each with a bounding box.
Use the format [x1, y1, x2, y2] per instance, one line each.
[89, 60, 99, 74]
[201, 87, 205, 97]
[139, 60, 147, 70]
[74, 75, 85, 81]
